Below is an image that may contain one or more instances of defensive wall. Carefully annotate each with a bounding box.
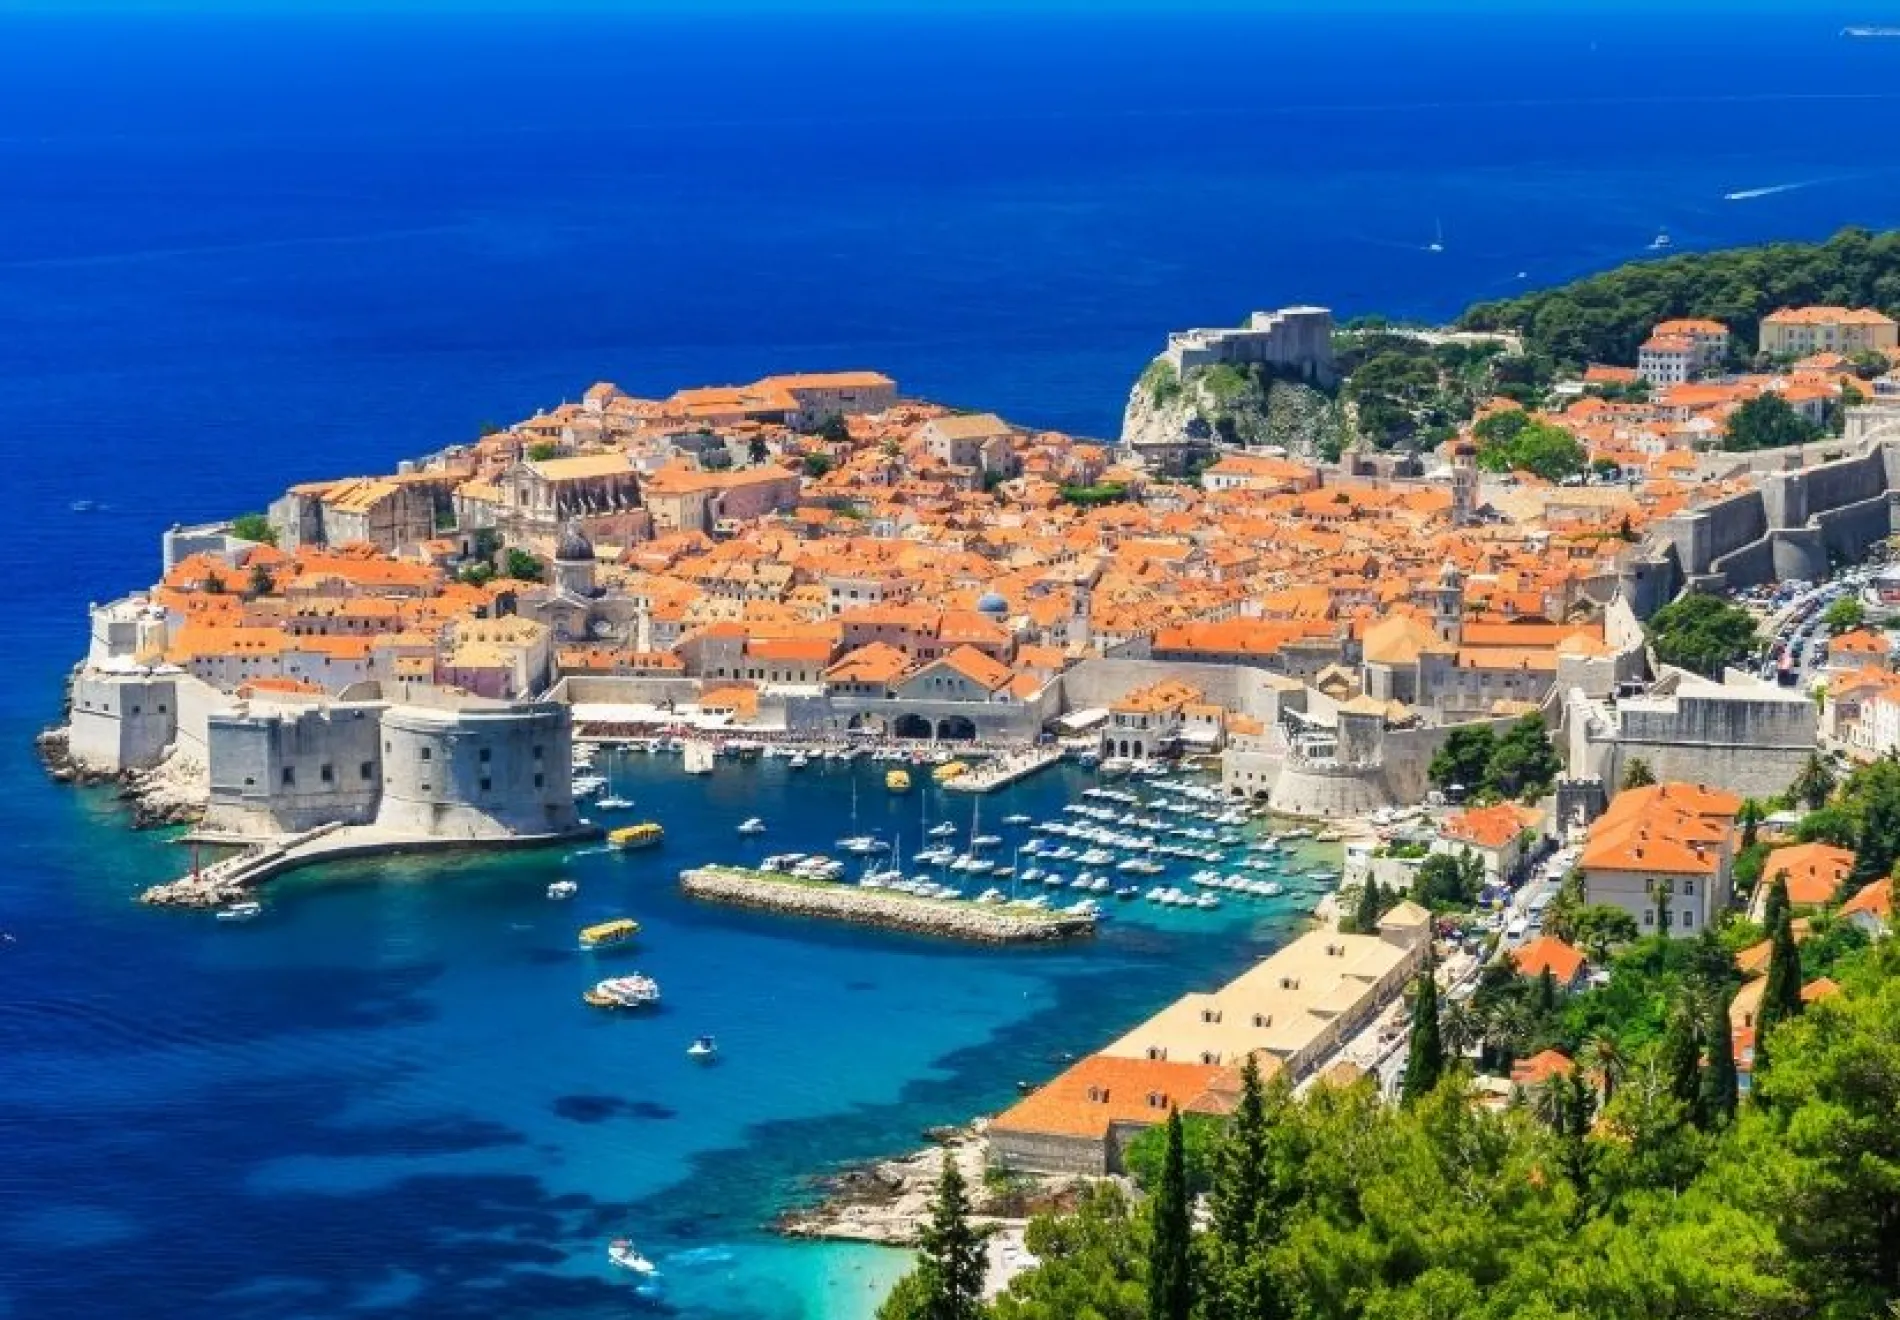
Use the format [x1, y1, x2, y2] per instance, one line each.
[1563, 671, 1817, 800]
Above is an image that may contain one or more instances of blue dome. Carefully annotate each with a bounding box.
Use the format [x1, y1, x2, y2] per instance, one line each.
[976, 591, 1009, 616]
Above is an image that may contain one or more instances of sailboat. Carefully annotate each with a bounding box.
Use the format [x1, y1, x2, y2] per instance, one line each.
[837, 770, 883, 855]
[1426, 218, 1445, 254]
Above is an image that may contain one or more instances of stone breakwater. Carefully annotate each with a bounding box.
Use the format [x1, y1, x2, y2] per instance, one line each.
[679, 867, 1097, 944]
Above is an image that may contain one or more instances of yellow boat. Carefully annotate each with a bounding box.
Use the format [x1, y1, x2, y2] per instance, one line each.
[608, 822, 663, 850]
[579, 918, 641, 948]
[886, 768, 912, 793]
[932, 760, 969, 783]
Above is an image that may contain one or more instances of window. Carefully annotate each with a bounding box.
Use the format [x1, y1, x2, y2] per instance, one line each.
[1146, 1046, 1167, 1061]
[533, 773, 544, 789]
[1201, 1051, 1221, 1066]
[319, 764, 334, 784]
[1085, 1085, 1107, 1103]
[420, 747, 431, 762]
[479, 777, 491, 792]
[1200, 1009, 1221, 1024]
[1643, 909, 1654, 926]
[532, 745, 543, 760]
[1684, 880, 1695, 896]
[281, 767, 295, 787]
[1682, 910, 1694, 927]
[479, 747, 491, 764]
[1146, 1091, 1167, 1109]
[360, 762, 374, 781]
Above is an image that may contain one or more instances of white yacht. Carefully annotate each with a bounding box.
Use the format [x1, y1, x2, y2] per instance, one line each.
[215, 901, 262, 922]
[547, 880, 579, 900]
[737, 817, 767, 835]
[787, 751, 809, 769]
[927, 821, 959, 838]
[608, 1240, 657, 1276]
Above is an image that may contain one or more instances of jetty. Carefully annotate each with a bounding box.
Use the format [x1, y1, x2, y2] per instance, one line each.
[679, 866, 1096, 944]
[941, 747, 1064, 794]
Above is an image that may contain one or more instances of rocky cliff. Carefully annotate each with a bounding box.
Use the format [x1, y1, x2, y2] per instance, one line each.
[1121, 357, 1344, 458]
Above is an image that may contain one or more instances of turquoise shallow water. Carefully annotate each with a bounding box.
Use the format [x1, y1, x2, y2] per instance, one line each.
[0, 749, 1332, 1318]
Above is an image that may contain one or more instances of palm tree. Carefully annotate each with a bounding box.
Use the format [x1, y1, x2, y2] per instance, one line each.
[1582, 1033, 1625, 1106]
[1441, 1000, 1479, 1061]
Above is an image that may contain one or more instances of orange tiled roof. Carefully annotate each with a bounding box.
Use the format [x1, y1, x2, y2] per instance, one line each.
[990, 1054, 1225, 1140]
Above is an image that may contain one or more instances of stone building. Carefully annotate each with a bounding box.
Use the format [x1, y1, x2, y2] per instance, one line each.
[498, 453, 644, 545]
[1163, 305, 1337, 384]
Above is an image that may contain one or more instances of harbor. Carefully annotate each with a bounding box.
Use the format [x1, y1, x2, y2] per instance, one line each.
[679, 865, 1099, 944]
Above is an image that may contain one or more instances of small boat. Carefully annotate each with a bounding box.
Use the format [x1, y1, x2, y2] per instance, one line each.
[788, 752, 809, 769]
[609, 822, 664, 850]
[584, 974, 661, 1009]
[933, 760, 969, 783]
[687, 1035, 718, 1061]
[1115, 885, 1140, 900]
[927, 821, 958, 838]
[1001, 814, 1032, 826]
[682, 742, 715, 775]
[1426, 217, 1445, 253]
[608, 1239, 658, 1276]
[215, 901, 262, 922]
[887, 769, 912, 793]
[837, 835, 886, 855]
[547, 880, 579, 900]
[70, 498, 98, 514]
[737, 817, 767, 835]
[579, 918, 641, 949]
[1648, 227, 1672, 251]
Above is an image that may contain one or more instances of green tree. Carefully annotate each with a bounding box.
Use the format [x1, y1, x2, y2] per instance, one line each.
[991, 1183, 1144, 1320]
[1351, 877, 1384, 934]
[526, 441, 561, 462]
[1644, 592, 1761, 678]
[1427, 725, 1496, 794]
[1413, 851, 1482, 911]
[1204, 1056, 1285, 1320]
[1756, 903, 1805, 1046]
[748, 435, 771, 465]
[1123, 1112, 1220, 1197]
[1724, 393, 1824, 452]
[1658, 994, 1704, 1115]
[802, 453, 834, 479]
[247, 561, 274, 597]
[1571, 904, 1640, 964]
[1475, 418, 1588, 483]
[1620, 757, 1657, 790]
[230, 512, 276, 546]
[886, 1158, 987, 1320]
[815, 413, 851, 443]
[1698, 990, 1739, 1129]
[1848, 768, 1900, 889]
[1822, 596, 1866, 634]
[1739, 797, 1763, 852]
[1760, 872, 1790, 937]
[1401, 951, 1445, 1104]
[1790, 752, 1836, 813]
[501, 548, 545, 582]
[1484, 715, 1563, 799]
[1146, 1109, 1193, 1320]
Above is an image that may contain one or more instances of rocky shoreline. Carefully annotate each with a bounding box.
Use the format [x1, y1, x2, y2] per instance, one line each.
[34, 725, 205, 829]
[776, 1121, 1089, 1247]
[679, 866, 1098, 944]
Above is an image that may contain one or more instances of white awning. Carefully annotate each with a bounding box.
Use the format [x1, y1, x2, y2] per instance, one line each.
[1055, 707, 1110, 732]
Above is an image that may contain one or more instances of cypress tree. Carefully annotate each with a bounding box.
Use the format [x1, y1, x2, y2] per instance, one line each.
[1698, 990, 1740, 1128]
[1739, 798, 1761, 852]
[1147, 1108, 1194, 1320]
[1534, 965, 1559, 1018]
[1658, 995, 1703, 1114]
[913, 1156, 986, 1320]
[1401, 949, 1444, 1105]
[1207, 1056, 1284, 1320]
[1353, 878, 1382, 934]
[1761, 874, 1789, 939]
[1756, 906, 1805, 1043]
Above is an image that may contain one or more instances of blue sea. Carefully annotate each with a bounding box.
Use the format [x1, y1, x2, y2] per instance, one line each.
[4, 5, 1900, 1317]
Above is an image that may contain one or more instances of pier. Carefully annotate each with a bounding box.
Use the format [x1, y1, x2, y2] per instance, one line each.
[941, 747, 1065, 794]
[679, 866, 1097, 944]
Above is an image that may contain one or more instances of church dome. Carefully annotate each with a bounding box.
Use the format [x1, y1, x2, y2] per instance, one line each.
[554, 521, 595, 563]
[976, 590, 1009, 617]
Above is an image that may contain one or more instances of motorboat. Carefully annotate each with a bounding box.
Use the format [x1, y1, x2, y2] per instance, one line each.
[788, 752, 809, 769]
[1001, 814, 1032, 826]
[579, 918, 642, 949]
[887, 769, 913, 793]
[215, 901, 262, 922]
[737, 817, 767, 835]
[970, 833, 1002, 849]
[608, 1240, 658, 1275]
[547, 880, 579, 900]
[836, 835, 887, 855]
[927, 822, 958, 838]
[609, 823, 664, 850]
[687, 1035, 718, 1061]
[594, 795, 634, 812]
[584, 974, 661, 1009]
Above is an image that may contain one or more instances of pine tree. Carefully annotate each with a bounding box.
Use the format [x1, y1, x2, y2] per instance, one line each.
[1698, 989, 1740, 1128]
[1761, 874, 1789, 939]
[906, 1156, 986, 1320]
[1147, 1108, 1194, 1320]
[1401, 949, 1444, 1105]
[1757, 905, 1805, 1045]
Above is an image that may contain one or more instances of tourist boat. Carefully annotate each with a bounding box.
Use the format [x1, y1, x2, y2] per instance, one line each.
[547, 880, 579, 900]
[609, 822, 664, 850]
[787, 751, 809, 770]
[837, 835, 886, 855]
[737, 817, 767, 835]
[932, 760, 969, 784]
[887, 769, 912, 793]
[215, 901, 262, 922]
[579, 918, 642, 949]
[687, 1035, 718, 1061]
[608, 1240, 658, 1276]
[584, 974, 660, 1009]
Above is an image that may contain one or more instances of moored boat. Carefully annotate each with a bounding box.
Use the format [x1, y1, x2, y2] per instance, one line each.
[737, 817, 767, 835]
[579, 918, 641, 949]
[547, 880, 579, 900]
[609, 822, 664, 850]
[887, 768, 912, 793]
[215, 901, 262, 922]
[584, 974, 661, 1009]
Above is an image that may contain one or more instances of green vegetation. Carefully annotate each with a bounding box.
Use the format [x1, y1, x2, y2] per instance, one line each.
[230, 512, 276, 546]
[1459, 225, 1900, 366]
[1621, 757, 1657, 789]
[880, 1159, 988, 1320]
[1723, 393, 1824, 452]
[1121, 1111, 1221, 1197]
[1336, 332, 1529, 448]
[1139, 357, 1183, 407]
[1413, 851, 1484, 912]
[748, 435, 771, 465]
[1643, 592, 1760, 677]
[1400, 952, 1444, 1104]
[501, 548, 545, 582]
[1058, 482, 1129, 507]
[1426, 715, 1562, 801]
[1822, 596, 1866, 634]
[247, 562, 274, 598]
[526, 441, 561, 462]
[1145, 1110, 1194, 1320]
[1471, 410, 1587, 481]
[801, 453, 834, 479]
[457, 562, 496, 587]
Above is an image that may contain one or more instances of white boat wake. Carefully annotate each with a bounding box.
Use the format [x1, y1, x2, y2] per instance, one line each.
[1723, 180, 1816, 201]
